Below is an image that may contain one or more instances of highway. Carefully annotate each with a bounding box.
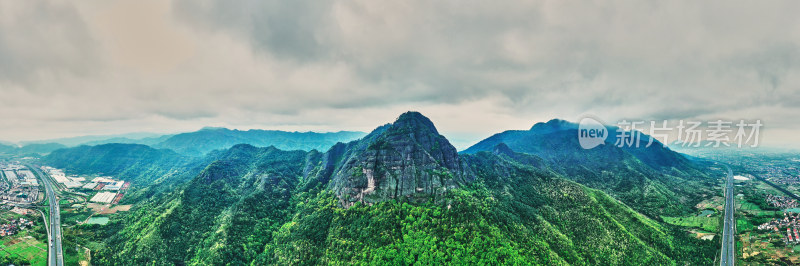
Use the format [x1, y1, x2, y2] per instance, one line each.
[30, 165, 64, 266]
[720, 165, 735, 266]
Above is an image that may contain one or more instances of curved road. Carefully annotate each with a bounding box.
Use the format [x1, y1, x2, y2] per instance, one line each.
[720, 165, 735, 266]
[30, 165, 64, 266]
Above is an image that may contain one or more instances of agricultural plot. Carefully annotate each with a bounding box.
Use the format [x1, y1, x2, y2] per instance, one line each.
[731, 172, 800, 264]
[0, 235, 47, 266]
[695, 196, 725, 211]
[738, 198, 781, 217]
[663, 216, 720, 232]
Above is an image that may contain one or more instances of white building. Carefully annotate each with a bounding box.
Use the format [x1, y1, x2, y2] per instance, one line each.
[90, 192, 117, 203]
[103, 181, 125, 191]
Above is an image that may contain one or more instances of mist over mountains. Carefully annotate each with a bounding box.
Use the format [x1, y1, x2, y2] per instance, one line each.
[1, 128, 366, 157]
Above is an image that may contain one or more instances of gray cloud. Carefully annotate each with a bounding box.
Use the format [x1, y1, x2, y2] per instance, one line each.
[0, 1, 100, 85]
[0, 0, 799, 148]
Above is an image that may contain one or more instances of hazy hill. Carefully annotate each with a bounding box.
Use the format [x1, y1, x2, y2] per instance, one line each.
[0, 143, 15, 154]
[153, 127, 366, 156]
[80, 135, 173, 146]
[0, 143, 69, 156]
[20, 132, 169, 147]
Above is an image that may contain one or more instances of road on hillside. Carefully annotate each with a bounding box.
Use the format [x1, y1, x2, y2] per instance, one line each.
[720, 165, 734, 266]
[30, 165, 64, 266]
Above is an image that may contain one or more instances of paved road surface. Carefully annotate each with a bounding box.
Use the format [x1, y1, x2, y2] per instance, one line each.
[30, 165, 64, 266]
[720, 165, 735, 266]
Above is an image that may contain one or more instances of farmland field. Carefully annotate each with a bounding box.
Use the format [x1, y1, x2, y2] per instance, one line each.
[0, 234, 47, 266]
[663, 215, 721, 232]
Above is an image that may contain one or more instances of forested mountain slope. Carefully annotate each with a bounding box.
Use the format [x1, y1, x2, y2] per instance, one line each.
[462, 119, 713, 217]
[41, 143, 207, 200]
[75, 112, 714, 265]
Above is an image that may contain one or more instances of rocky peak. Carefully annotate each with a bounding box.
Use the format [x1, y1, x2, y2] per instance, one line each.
[326, 111, 469, 207]
[393, 111, 440, 135]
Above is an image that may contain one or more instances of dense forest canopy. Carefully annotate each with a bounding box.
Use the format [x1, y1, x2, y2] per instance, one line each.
[43, 112, 717, 265]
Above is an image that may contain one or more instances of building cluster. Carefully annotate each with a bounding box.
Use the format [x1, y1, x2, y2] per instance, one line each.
[773, 176, 800, 185]
[715, 153, 799, 186]
[788, 227, 800, 244]
[82, 177, 126, 191]
[90, 192, 117, 203]
[48, 168, 84, 188]
[766, 194, 798, 209]
[40, 166, 131, 205]
[33, 165, 135, 208]
[0, 217, 34, 237]
[43, 166, 129, 194]
[752, 163, 799, 186]
[43, 166, 85, 188]
[757, 212, 800, 244]
[4, 166, 39, 187]
[1, 163, 40, 205]
[87, 177, 130, 204]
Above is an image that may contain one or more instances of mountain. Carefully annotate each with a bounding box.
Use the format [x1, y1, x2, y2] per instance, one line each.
[0, 143, 15, 154]
[0, 143, 68, 156]
[7, 128, 365, 157]
[19, 132, 169, 147]
[80, 134, 173, 146]
[41, 144, 205, 198]
[319, 112, 471, 206]
[15, 143, 67, 155]
[462, 119, 711, 217]
[465, 119, 692, 171]
[93, 145, 313, 265]
[78, 112, 714, 265]
[153, 128, 366, 156]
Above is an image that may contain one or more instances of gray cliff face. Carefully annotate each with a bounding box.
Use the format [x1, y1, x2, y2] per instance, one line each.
[326, 112, 470, 207]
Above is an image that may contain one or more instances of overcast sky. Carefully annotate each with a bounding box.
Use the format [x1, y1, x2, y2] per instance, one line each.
[1, 0, 799, 149]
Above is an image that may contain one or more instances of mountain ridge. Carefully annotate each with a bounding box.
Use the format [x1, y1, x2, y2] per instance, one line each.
[40, 112, 717, 265]
[154, 128, 366, 156]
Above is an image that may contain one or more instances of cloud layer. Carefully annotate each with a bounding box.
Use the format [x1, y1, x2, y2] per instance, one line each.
[1, 0, 799, 148]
